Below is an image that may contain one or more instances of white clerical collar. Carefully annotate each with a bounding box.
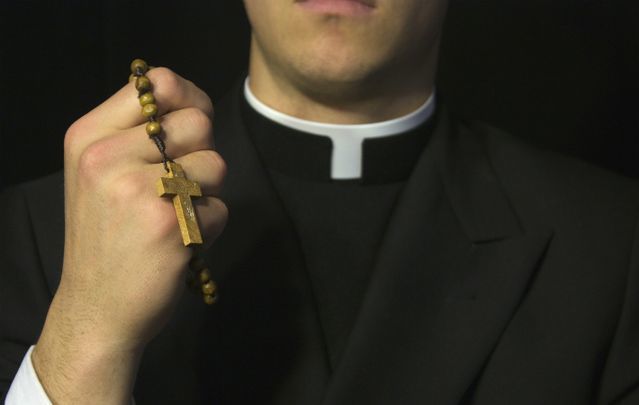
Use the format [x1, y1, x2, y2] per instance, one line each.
[243, 77, 435, 180]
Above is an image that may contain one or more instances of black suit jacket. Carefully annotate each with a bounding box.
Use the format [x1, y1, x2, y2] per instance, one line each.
[2, 86, 639, 404]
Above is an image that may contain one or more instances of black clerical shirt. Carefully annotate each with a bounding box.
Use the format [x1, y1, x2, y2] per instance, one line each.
[241, 98, 434, 369]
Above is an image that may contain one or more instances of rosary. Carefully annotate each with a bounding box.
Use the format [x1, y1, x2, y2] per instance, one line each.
[130, 59, 217, 305]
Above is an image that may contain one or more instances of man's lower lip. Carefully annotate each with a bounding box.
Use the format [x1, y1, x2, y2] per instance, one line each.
[296, 0, 375, 16]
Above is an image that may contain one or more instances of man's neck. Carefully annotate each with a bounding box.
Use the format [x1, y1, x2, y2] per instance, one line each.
[243, 77, 436, 180]
[247, 44, 435, 125]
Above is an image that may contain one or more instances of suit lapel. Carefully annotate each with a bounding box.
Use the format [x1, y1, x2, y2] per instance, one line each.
[323, 111, 553, 404]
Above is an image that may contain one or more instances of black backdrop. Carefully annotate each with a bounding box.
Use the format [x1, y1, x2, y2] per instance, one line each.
[1, 0, 638, 188]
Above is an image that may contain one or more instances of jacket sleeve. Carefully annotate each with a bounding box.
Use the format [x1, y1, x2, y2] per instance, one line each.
[598, 214, 639, 404]
[0, 186, 54, 401]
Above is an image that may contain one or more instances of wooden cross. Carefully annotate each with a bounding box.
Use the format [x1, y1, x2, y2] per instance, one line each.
[156, 161, 203, 246]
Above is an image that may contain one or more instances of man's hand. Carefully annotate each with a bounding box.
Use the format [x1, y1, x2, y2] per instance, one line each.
[31, 68, 227, 404]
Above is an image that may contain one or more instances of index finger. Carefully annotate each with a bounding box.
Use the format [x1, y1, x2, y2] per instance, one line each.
[82, 67, 214, 134]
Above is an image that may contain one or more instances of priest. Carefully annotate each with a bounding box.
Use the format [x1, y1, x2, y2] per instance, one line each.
[3, 0, 639, 403]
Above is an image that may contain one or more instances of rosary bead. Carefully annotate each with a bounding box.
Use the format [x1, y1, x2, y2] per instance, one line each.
[142, 103, 158, 118]
[203, 294, 217, 305]
[202, 280, 217, 296]
[130, 59, 148, 74]
[139, 92, 155, 106]
[135, 75, 152, 92]
[146, 121, 162, 136]
[199, 268, 212, 284]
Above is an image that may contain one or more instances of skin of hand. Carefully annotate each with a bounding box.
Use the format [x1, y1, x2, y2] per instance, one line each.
[31, 67, 228, 404]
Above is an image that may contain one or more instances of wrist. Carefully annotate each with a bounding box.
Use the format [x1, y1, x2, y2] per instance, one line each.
[32, 302, 145, 404]
[32, 334, 143, 405]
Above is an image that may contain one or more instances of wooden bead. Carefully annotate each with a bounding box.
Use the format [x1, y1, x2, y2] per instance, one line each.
[142, 103, 158, 118]
[130, 59, 148, 74]
[202, 280, 217, 296]
[203, 294, 217, 305]
[146, 121, 162, 136]
[139, 92, 155, 106]
[135, 75, 151, 92]
[199, 268, 212, 284]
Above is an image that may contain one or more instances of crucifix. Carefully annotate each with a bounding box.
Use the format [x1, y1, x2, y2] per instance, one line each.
[156, 161, 203, 246]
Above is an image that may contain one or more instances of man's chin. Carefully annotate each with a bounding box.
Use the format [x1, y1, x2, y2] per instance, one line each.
[292, 70, 378, 102]
[292, 57, 375, 84]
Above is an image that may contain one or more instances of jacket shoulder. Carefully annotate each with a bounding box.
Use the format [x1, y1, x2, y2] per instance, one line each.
[467, 121, 639, 219]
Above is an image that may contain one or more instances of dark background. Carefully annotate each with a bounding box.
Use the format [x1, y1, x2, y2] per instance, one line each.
[1, 0, 638, 188]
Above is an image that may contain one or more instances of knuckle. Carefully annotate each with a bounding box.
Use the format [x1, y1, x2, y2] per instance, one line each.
[77, 140, 112, 181]
[109, 173, 147, 206]
[183, 77, 214, 117]
[185, 108, 213, 136]
[215, 199, 229, 222]
[206, 150, 227, 181]
[150, 67, 183, 101]
[209, 198, 229, 239]
[204, 96, 215, 118]
[64, 119, 89, 154]
[201, 198, 228, 242]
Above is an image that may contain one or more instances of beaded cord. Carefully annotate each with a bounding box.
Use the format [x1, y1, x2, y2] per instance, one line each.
[129, 59, 172, 173]
[130, 59, 217, 304]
